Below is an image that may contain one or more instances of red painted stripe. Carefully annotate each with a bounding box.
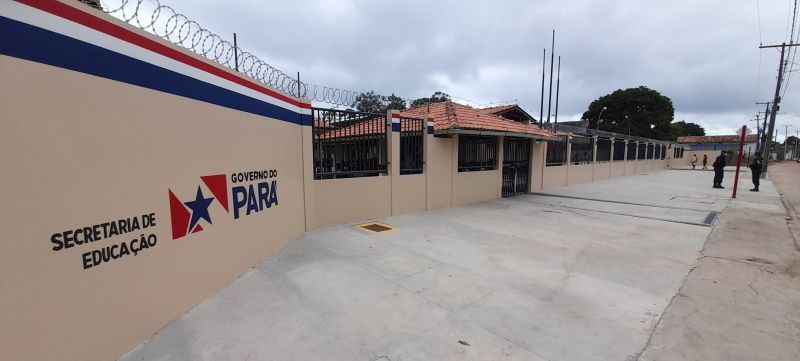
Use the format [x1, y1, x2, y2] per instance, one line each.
[14, 0, 310, 109]
[391, 113, 400, 118]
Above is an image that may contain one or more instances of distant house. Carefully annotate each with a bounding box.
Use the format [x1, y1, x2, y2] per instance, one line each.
[676, 134, 758, 154]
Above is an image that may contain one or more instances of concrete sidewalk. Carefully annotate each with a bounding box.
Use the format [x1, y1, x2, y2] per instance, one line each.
[120, 169, 799, 361]
[639, 163, 800, 360]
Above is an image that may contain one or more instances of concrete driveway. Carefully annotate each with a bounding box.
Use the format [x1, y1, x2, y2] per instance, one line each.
[121, 170, 743, 361]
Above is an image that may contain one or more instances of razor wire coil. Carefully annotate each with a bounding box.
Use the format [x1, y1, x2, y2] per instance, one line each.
[98, 0, 362, 106]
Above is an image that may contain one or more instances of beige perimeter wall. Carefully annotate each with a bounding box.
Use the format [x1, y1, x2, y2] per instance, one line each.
[0, 55, 307, 361]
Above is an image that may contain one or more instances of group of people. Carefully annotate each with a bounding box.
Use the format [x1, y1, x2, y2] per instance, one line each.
[691, 151, 763, 191]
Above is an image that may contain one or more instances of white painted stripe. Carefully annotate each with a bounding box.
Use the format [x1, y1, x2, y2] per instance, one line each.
[392, 118, 400, 123]
[2, 1, 310, 115]
[427, 121, 435, 126]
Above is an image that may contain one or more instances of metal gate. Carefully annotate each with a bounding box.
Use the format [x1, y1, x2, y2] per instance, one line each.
[502, 138, 530, 197]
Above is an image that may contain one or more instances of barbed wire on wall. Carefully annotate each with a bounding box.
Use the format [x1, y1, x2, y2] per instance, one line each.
[93, 0, 537, 112]
[97, 0, 364, 107]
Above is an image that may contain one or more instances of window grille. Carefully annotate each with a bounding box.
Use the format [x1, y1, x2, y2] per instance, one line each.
[312, 108, 387, 179]
[546, 137, 568, 166]
[458, 135, 497, 172]
[400, 117, 424, 175]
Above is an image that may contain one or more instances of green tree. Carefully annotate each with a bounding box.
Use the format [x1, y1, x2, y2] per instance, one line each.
[671, 120, 706, 137]
[410, 91, 451, 108]
[352, 91, 408, 113]
[385, 93, 407, 111]
[582, 86, 675, 140]
[353, 91, 386, 114]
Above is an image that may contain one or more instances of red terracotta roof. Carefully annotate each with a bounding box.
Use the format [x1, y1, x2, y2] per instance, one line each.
[677, 134, 758, 143]
[479, 104, 519, 115]
[317, 116, 385, 139]
[401, 102, 562, 137]
[317, 115, 426, 139]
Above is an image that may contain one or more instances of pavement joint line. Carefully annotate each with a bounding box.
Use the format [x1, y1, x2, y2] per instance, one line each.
[556, 205, 712, 227]
[527, 192, 723, 213]
[519, 199, 714, 227]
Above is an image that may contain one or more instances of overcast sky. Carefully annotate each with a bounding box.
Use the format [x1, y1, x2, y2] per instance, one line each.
[147, 0, 799, 139]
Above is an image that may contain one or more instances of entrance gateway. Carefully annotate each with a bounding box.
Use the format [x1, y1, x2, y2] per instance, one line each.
[502, 138, 531, 197]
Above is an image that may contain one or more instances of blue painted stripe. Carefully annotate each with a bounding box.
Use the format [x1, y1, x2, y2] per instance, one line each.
[427, 126, 434, 134]
[0, 16, 311, 126]
[391, 123, 401, 132]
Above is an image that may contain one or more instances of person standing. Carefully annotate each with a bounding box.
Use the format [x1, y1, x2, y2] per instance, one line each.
[749, 152, 764, 192]
[712, 151, 727, 188]
[691, 154, 697, 169]
[702, 154, 708, 169]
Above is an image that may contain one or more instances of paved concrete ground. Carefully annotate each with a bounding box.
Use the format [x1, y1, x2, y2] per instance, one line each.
[120, 168, 798, 361]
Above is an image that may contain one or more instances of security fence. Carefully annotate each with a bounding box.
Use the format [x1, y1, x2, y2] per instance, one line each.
[596, 138, 612, 162]
[647, 144, 655, 159]
[400, 117, 425, 175]
[627, 142, 638, 160]
[570, 137, 593, 164]
[312, 108, 387, 179]
[546, 138, 568, 166]
[458, 135, 497, 172]
[613, 139, 626, 161]
[638, 143, 647, 159]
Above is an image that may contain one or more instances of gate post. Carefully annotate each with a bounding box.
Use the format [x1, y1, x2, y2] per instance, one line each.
[388, 110, 400, 215]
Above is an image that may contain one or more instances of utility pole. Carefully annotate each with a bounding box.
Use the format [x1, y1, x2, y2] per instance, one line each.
[756, 102, 770, 153]
[759, 42, 800, 175]
[784, 124, 792, 159]
[546, 30, 555, 123]
[540, 48, 545, 125]
[750, 114, 761, 152]
[554, 56, 561, 124]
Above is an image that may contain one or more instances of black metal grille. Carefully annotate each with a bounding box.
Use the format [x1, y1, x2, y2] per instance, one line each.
[458, 135, 497, 172]
[596, 138, 612, 162]
[502, 138, 530, 197]
[660, 145, 666, 160]
[638, 143, 647, 160]
[546, 138, 568, 166]
[312, 107, 387, 179]
[647, 144, 655, 159]
[613, 140, 626, 161]
[571, 137, 593, 164]
[400, 117, 424, 175]
[627, 142, 637, 160]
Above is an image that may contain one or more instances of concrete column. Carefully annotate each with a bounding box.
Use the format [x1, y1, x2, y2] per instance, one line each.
[451, 134, 459, 205]
[591, 136, 598, 181]
[565, 135, 572, 186]
[609, 138, 615, 163]
[496, 136, 504, 198]
[623, 140, 628, 161]
[301, 125, 316, 231]
[529, 140, 545, 192]
[388, 110, 400, 215]
[424, 116, 432, 210]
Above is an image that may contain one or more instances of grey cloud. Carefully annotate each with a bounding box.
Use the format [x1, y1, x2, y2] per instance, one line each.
[159, 0, 798, 135]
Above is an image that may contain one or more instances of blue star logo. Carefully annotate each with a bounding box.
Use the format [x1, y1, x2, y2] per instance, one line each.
[184, 186, 214, 232]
